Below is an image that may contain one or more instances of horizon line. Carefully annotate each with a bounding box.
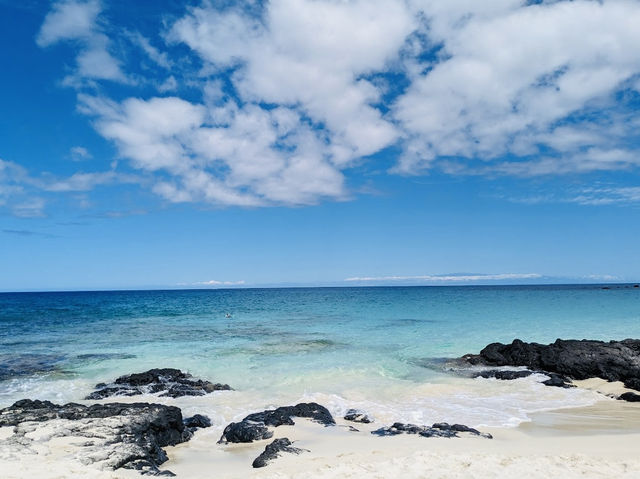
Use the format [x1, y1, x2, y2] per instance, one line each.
[2, 281, 639, 294]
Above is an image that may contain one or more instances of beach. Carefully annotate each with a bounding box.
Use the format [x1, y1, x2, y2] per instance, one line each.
[2, 382, 640, 478]
[2, 287, 640, 477]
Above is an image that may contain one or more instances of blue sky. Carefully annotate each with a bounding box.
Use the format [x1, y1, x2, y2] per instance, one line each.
[2, 0, 640, 291]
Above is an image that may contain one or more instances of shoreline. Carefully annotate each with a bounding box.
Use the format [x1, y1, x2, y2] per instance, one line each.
[1, 385, 639, 478]
[3, 336, 640, 478]
[163, 389, 640, 478]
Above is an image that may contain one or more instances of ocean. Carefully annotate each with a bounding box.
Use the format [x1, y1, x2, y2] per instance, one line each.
[1, 285, 639, 429]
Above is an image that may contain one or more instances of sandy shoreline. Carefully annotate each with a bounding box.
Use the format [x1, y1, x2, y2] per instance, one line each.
[2, 379, 640, 479]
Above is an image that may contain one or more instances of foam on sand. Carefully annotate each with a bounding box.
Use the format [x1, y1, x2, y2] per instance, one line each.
[1, 393, 640, 478]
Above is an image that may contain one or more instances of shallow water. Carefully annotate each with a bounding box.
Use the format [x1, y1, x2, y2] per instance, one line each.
[1, 285, 639, 428]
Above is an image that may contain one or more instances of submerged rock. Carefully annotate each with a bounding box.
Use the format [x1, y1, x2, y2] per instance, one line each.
[471, 368, 574, 388]
[85, 368, 232, 399]
[372, 422, 492, 439]
[219, 402, 335, 444]
[0, 353, 66, 381]
[252, 438, 306, 468]
[0, 399, 196, 475]
[463, 338, 640, 386]
[344, 409, 373, 423]
[472, 369, 534, 380]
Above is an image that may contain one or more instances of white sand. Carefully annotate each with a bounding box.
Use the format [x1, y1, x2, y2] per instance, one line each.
[1, 385, 640, 478]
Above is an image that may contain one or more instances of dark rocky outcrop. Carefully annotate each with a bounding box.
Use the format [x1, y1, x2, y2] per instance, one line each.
[372, 422, 492, 439]
[541, 373, 575, 389]
[618, 392, 640, 402]
[218, 402, 335, 444]
[183, 414, 212, 431]
[219, 420, 274, 443]
[463, 339, 640, 388]
[0, 399, 196, 475]
[624, 378, 640, 391]
[251, 438, 306, 468]
[344, 409, 372, 423]
[85, 368, 232, 399]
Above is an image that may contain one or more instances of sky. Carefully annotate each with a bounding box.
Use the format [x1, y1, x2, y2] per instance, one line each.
[1, 0, 640, 291]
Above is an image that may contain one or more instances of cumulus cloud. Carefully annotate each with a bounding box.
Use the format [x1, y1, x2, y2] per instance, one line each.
[37, 0, 126, 83]
[34, 0, 640, 208]
[79, 94, 346, 205]
[36, 0, 100, 45]
[397, 0, 640, 174]
[170, 0, 411, 165]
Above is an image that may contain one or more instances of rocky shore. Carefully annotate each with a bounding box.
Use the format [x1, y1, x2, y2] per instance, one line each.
[0, 399, 210, 476]
[86, 368, 232, 400]
[2, 340, 640, 476]
[461, 338, 640, 401]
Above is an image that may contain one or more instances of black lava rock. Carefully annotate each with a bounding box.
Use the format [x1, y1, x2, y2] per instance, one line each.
[183, 414, 212, 430]
[472, 369, 534, 380]
[463, 338, 640, 385]
[218, 402, 335, 444]
[541, 373, 575, 388]
[619, 392, 640, 402]
[0, 399, 196, 475]
[623, 377, 640, 391]
[471, 368, 574, 388]
[344, 409, 372, 423]
[219, 421, 273, 443]
[252, 438, 305, 468]
[371, 422, 492, 439]
[86, 368, 232, 400]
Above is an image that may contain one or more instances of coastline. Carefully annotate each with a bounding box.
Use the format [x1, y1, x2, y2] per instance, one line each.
[2, 385, 639, 478]
[3, 335, 640, 478]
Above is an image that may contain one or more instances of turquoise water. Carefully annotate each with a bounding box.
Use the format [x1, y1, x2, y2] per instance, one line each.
[1, 285, 639, 428]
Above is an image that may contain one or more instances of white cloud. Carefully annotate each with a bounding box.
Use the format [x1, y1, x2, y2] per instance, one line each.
[41, 171, 140, 192]
[64, 0, 418, 206]
[345, 273, 542, 282]
[0, 159, 31, 212]
[569, 186, 640, 206]
[170, 0, 413, 166]
[37, 0, 126, 83]
[70, 146, 92, 161]
[193, 279, 246, 286]
[0, 158, 143, 217]
[11, 198, 46, 218]
[80, 94, 346, 206]
[33, 0, 640, 209]
[157, 76, 178, 93]
[36, 0, 100, 46]
[396, 0, 640, 175]
[129, 31, 172, 69]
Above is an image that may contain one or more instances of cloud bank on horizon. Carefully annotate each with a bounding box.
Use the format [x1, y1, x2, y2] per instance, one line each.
[3, 0, 640, 215]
